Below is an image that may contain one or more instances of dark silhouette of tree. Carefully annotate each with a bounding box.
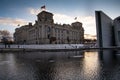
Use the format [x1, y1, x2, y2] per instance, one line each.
[0, 30, 10, 37]
[1, 37, 8, 48]
[0, 30, 12, 48]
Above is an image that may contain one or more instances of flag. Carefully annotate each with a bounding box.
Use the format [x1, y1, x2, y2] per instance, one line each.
[41, 5, 46, 9]
[17, 24, 20, 26]
[74, 17, 77, 20]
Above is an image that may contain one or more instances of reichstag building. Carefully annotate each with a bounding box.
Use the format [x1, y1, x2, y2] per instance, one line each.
[14, 11, 84, 44]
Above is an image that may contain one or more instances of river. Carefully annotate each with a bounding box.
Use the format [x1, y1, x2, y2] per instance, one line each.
[0, 50, 120, 80]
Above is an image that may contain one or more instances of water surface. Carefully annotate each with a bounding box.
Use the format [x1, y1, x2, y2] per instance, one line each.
[0, 50, 120, 80]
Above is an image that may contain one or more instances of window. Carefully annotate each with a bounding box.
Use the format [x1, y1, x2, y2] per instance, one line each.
[61, 30, 63, 33]
[55, 28, 57, 33]
[58, 29, 60, 33]
[47, 27, 51, 32]
[118, 31, 120, 42]
[48, 34, 50, 39]
[67, 30, 69, 34]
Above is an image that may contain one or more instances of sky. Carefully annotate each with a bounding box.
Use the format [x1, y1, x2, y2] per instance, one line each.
[0, 0, 120, 38]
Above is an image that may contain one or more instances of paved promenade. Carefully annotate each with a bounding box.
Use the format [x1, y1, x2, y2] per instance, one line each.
[0, 44, 119, 52]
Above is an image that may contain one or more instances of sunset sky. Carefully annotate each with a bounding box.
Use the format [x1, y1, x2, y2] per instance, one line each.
[0, 0, 120, 38]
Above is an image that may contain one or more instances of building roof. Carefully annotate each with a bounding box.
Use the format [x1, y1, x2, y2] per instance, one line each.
[37, 11, 53, 16]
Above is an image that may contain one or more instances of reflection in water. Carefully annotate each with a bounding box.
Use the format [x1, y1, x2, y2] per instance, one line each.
[0, 50, 120, 80]
[98, 50, 120, 80]
[100, 50, 115, 68]
[83, 51, 100, 80]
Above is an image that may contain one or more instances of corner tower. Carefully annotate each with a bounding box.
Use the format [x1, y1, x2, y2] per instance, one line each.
[37, 11, 54, 24]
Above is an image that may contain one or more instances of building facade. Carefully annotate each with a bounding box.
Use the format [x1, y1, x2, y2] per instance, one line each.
[114, 16, 120, 46]
[96, 11, 120, 47]
[95, 11, 113, 48]
[14, 11, 84, 44]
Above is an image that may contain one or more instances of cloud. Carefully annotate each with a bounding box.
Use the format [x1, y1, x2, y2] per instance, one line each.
[54, 14, 95, 26]
[28, 8, 40, 15]
[53, 13, 74, 24]
[78, 16, 95, 24]
[53, 13, 96, 35]
[84, 34, 96, 39]
[0, 17, 28, 26]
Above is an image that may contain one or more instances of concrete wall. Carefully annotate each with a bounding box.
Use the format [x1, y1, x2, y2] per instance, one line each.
[95, 11, 113, 48]
[114, 16, 120, 46]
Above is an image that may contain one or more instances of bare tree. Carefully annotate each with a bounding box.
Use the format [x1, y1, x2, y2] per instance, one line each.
[0, 30, 10, 37]
[0, 30, 12, 48]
